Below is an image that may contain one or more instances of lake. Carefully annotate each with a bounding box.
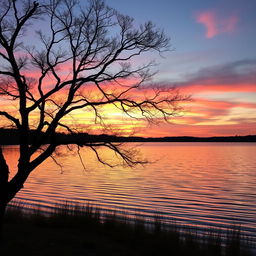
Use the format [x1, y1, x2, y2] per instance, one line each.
[4, 142, 256, 239]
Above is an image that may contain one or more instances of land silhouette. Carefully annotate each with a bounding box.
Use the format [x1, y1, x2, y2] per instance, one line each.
[0, 129, 255, 145]
[1, 201, 253, 256]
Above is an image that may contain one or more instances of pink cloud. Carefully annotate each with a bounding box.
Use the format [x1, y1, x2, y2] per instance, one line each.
[196, 10, 238, 38]
[196, 11, 218, 38]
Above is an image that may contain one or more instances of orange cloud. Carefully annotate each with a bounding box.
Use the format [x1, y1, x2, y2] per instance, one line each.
[1, 54, 255, 137]
[196, 10, 238, 38]
[185, 98, 256, 123]
[140, 122, 256, 138]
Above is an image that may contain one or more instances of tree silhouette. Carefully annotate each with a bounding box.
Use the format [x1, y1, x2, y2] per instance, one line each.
[0, 0, 187, 224]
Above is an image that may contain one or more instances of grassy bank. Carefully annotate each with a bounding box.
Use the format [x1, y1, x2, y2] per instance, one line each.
[0, 201, 254, 256]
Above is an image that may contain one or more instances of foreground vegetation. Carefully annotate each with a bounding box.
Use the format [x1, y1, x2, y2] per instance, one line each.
[0, 201, 254, 256]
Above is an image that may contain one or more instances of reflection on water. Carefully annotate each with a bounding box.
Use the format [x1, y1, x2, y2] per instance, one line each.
[4, 143, 256, 238]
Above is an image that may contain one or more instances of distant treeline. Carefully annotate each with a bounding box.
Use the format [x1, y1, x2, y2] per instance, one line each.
[0, 129, 256, 145]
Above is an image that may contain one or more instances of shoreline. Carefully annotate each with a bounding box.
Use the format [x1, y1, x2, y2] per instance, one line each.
[1, 201, 254, 256]
[0, 129, 256, 145]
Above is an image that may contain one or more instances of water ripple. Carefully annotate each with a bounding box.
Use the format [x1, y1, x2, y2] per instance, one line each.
[5, 142, 256, 240]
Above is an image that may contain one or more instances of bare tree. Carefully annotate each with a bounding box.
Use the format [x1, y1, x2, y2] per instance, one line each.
[0, 0, 187, 224]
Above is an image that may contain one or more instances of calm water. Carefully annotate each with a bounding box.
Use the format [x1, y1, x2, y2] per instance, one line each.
[4, 143, 256, 238]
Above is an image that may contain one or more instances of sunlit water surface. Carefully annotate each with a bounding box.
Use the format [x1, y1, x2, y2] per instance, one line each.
[4, 143, 256, 239]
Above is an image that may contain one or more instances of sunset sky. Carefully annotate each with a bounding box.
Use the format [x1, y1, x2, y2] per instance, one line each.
[0, 0, 255, 137]
[104, 0, 256, 137]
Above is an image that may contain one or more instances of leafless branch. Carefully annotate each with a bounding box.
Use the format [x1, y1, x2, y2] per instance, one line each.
[0, 0, 189, 210]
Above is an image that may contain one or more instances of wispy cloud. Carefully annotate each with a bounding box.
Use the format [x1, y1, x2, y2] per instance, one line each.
[196, 10, 238, 38]
[147, 59, 256, 136]
[175, 59, 256, 93]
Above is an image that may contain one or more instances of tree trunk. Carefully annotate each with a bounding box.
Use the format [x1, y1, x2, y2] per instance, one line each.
[0, 203, 6, 224]
[0, 201, 7, 240]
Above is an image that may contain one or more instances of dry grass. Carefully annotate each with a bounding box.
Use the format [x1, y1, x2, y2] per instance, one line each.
[1, 200, 254, 256]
